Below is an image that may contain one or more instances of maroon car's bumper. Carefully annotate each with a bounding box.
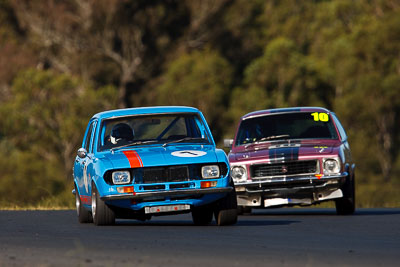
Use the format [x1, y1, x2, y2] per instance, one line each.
[234, 173, 347, 207]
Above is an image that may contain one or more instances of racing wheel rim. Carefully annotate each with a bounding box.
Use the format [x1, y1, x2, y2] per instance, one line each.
[91, 189, 97, 219]
[75, 191, 80, 216]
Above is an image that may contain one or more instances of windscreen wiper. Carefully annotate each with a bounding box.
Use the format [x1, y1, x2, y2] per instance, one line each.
[257, 134, 290, 142]
[245, 135, 290, 150]
[111, 140, 158, 151]
[162, 137, 207, 147]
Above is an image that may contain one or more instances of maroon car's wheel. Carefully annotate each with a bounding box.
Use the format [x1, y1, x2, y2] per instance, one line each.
[91, 184, 115, 225]
[75, 184, 93, 223]
[335, 174, 355, 215]
[237, 206, 252, 215]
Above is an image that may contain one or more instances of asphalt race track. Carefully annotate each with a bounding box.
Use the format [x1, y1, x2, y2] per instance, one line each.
[1, 208, 399, 266]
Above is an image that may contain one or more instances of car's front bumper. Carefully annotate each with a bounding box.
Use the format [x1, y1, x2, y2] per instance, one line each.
[234, 173, 347, 207]
[100, 186, 233, 201]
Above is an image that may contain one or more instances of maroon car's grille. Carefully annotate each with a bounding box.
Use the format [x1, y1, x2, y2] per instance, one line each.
[251, 160, 318, 178]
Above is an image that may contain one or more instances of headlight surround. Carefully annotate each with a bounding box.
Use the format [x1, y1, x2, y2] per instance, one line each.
[231, 166, 247, 183]
[323, 158, 341, 175]
[201, 165, 220, 179]
[112, 171, 131, 184]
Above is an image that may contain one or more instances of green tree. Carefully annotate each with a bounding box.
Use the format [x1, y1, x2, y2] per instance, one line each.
[0, 0, 37, 97]
[333, 10, 400, 183]
[0, 69, 117, 206]
[228, 37, 332, 132]
[11, 0, 189, 108]
[155, 49, 233, 140]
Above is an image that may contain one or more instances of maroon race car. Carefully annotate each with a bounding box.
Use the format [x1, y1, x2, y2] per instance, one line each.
[225, 107, 355, 215]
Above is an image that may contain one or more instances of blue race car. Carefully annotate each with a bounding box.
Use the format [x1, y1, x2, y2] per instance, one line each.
[73, 106, 237, 225]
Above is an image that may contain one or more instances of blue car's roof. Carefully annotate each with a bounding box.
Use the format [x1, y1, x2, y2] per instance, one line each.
[92, 106, 201, 120]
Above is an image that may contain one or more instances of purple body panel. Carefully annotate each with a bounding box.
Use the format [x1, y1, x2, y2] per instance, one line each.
[230, 139, 341, 180]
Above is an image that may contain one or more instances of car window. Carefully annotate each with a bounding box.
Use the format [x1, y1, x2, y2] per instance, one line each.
[235, 112, 339, 146]
[84, 121, 96, 152]
[98, 113, 210, 151]
[331, 113, 347, 141]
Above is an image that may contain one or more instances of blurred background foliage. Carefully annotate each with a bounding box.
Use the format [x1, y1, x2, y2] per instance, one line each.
[0, 0, 399, 208]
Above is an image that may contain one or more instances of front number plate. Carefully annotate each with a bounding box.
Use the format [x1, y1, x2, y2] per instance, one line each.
[145, 204, 190, 214]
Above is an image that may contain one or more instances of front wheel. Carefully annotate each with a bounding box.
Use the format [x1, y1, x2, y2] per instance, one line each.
[75, 184, 92, 223]
[91, 184, 115, 225]
[214, 189, 238, 226]
[192, 204, 214, 225]
[335, 174, 355, 215]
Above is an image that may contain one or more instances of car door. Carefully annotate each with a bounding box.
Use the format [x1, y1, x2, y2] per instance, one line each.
[75, 120, 96, 197]
[83, 120, 97, 196]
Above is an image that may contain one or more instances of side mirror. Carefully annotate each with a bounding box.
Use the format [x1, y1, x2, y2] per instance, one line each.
[77, 148, 87, 158]
[224, 139, 233, 149]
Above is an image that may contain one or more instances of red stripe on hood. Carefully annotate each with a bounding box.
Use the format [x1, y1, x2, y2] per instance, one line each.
[123, 150, 143, 168]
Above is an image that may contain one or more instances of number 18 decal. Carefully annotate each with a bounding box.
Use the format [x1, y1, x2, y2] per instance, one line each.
[311, 112, 329, 122]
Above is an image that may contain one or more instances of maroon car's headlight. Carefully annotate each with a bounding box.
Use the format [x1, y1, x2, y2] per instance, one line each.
[323, 158, 341, 175]
[231, 166, 247, 183]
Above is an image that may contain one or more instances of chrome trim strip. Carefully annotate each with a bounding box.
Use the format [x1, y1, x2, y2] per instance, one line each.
[246, 183, 339, 194]
[251, 172, 318, 180]
[100, 186, 233, 200]
[234, 173, 347, 186]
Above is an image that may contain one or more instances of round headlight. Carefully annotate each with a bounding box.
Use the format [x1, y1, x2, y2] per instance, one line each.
[323, 159, 340, 175]
[231, 166, 247, 183]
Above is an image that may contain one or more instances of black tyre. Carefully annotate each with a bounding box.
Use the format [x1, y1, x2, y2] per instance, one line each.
[237, 206, 252, 215]
[75, 184, 93, 223]
[91, 184, 115, 225]
[335, 174, 355, 215]
[192, 205, 214, 225]
[215, 189, 238, 226]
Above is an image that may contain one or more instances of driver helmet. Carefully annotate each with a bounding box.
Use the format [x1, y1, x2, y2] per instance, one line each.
[110, 123, 134, 144]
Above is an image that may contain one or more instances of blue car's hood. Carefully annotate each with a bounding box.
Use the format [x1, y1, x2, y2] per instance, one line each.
[100, 144, 219, 169]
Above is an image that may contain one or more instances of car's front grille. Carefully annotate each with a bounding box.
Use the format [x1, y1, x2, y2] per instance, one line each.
[141, 185, 166, 190]
[170, 183, 194, 189]
[168, 166, 190, 182]
[103, 163, 229, 185]
[251, 160, 318, 178]
[142, 168, 164, 183]
[142, 166, 190, 183]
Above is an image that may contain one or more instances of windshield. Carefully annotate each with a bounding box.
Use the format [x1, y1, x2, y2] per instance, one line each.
[98, 113, 210, 151]
[235, 112, 339, 146]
